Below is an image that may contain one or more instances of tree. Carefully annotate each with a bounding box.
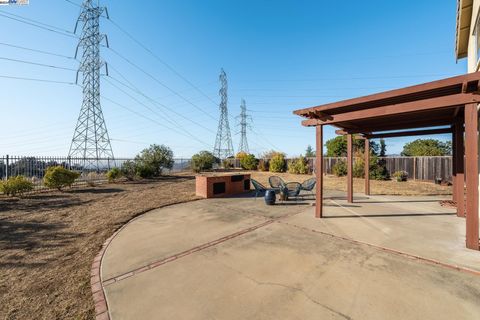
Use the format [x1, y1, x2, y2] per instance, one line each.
[191, 151, 216, 173]
[401, 139, 451, 156]
[135, 144, 174, 177]
[325, 135, 378, 157]
[305, 145, 315, 157]
[379, 139, 387, 157]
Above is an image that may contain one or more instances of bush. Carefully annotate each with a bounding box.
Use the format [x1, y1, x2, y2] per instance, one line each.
[353, 158, 365, 178]
[332, 160, 347, 177]
[288, 157, 309, 174]
[191, 151, 216, 173]
[370, 156, 389, 180]
[135, 163, 156, 179]
[135, 144, 174, 178]
[121, 160, 137, 181]
[393, 170, 408, 182]
[106, 167, 122, 182]
[269, 153, 287, 173]
[43, 166, 80, 190]
[222, 159, 234, 169]
[240, 154, 258, 170]
[258, 159, 269, 171]
[0, 176, 34, 197]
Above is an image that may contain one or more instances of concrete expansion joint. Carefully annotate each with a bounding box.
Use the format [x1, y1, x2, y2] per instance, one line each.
[279, 221, 480, 277]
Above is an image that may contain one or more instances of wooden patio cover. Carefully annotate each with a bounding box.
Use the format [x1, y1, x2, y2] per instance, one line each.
[293, 72, 480, 250]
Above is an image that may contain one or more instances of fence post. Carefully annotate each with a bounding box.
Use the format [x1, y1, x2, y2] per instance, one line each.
[413, 157, 416, 181]
[5, 155, 9, 180]
[68, 156, 71, 170]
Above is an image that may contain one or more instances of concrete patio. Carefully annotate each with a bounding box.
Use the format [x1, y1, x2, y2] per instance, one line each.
[100, 192, 480, 320]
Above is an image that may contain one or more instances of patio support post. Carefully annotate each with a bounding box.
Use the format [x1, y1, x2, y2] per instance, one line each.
[315, 125, 324, 218]
[454, 119, 465, 217]
[452, 125, 457, 202]
[347, 134, 353, 203]
[365, 138, 370, 196]
[464, 103, 479, 250]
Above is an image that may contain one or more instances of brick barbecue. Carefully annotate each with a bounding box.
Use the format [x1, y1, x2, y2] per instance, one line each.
[196, 174, 251, 198]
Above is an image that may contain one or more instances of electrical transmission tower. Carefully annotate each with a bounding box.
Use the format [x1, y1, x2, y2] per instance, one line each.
[68, 0, 114, 170]
[236, 99, 251, 154]
[213, 68, 234, 159]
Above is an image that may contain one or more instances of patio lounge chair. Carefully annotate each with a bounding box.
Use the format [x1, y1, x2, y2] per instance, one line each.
[269, 176, 285, 193]
[300, 177, 316, 197]
[251, 179, 268, 199]
[280, 182, 302, 201]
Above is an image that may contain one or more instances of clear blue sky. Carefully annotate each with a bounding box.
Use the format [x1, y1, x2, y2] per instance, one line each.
[0, 0, 467, 158]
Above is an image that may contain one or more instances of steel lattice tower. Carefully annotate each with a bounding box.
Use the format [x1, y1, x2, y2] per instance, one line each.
[68, 0, 114, 170]
[236, 99, 250, 153]
[213, 69, 234, 159]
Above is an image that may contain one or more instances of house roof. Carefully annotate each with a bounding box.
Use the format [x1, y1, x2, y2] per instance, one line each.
[456, 0, 473, 59]
[293, 72, 480, 135]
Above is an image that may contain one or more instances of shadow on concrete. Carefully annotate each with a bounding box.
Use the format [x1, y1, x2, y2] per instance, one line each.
[355, 199, 446, 204]
[323, 212, 456, 219]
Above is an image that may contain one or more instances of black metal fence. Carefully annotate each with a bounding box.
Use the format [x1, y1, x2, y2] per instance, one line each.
[0, 155, 192, 192]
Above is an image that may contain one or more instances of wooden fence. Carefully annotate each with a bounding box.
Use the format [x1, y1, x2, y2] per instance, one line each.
[320, 156, 452, 181]
[230, 156, 453, 182]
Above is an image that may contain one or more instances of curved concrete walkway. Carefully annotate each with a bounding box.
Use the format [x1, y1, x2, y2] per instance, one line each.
[99, 193, 480, 320]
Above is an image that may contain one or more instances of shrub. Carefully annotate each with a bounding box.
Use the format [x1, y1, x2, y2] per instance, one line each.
[269, 153, 287, 173]
[288, 157, 309, 174]
[370, 156, 389, 180]
[240, 154, 258, 170]
[0, 176, 34, 197]
[135, 163, 156, 179]
[191, 151, 216, 173]
[222, 159, 234, 169]
[236, 152, 248, 160]
[332, 160, 347, 177]
[106, 167, 122, 182]
[393, 170, 408, 182]
[258, 159, 269, 171]
[43, 166, 80, 190]
[121, 160, 137, 181]
[135, 144, 174, 178]
[353, 158, 365, 178]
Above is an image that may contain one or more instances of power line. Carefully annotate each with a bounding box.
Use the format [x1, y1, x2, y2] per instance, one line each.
[0, 41, 75, 60]
[105, 46, 218, 121]
[0, 56, 77, 71]
[105, 64, 215, 134]
[104, 15, 219, 108]
[101, 94, 211, 148]
[0, 74, 76, 85]
[103, 76, 213, 144]
[0, 11, 78, 39]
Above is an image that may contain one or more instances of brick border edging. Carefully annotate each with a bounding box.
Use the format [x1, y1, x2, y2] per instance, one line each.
[89, 198, 203, 320]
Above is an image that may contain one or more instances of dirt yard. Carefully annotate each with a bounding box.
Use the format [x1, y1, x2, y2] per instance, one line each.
[0, 171, 452, 320]
[0, 175, 198, 320]
[249, 172, 452, 196]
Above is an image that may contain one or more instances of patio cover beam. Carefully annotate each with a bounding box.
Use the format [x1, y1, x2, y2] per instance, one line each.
[454, 118, 465, 217]
[464, 103, 479, 250]
[347, 134, 353, 203]
[365, 139, 370, 196]
[315, 125, 324, 218]
[301, 93, 478, 127]
[365, 127, 453, 139]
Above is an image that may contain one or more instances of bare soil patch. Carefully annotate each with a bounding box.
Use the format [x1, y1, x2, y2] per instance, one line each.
[0, 175, 198, 320]
[249, 172, 452, 196]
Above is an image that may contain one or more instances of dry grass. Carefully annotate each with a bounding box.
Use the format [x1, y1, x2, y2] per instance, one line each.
[249, 171, 452, 196]
[0, 175, 198, 320]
